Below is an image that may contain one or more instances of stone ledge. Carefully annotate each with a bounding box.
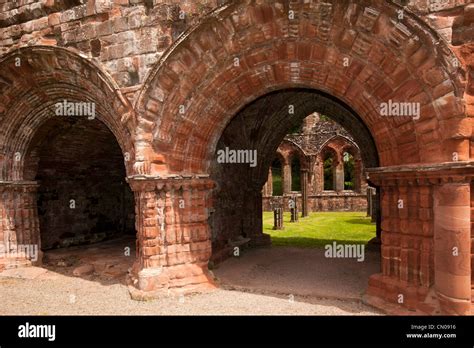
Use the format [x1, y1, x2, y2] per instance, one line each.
[367, 161, 474, 185]
[367, 161, 474, 174]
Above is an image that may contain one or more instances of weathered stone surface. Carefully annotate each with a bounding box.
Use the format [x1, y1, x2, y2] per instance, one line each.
[262, 114, 368, 213]
[0, 0, 472, 315]
[72, 264, 95, 277]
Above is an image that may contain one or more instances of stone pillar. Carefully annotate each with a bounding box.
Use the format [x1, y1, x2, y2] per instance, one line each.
[301, 170, 309, 217]
[471, 181, 474, 297]
[374, 187, 382, 239]
[289, 195, 299, 222]
[273, 207, 283, 230]
[335, 159, 344, 192]
[245, 188, 271, 246]
[0, 181, 42, 270]
[307, 155, 317, 195]
[367, 187, 373, 217]
[371, 189, 378, 223]
[271, 196, 284, 230]
[282, 160, 292, 194]
[263, 167, 273, 196]
[128, 177, 216, 297]
[433, 182, 471, 315]
[365, 163, 473, 315]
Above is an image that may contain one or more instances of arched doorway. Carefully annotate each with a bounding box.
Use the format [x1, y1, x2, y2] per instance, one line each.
[0, 46, 137, 281]
[24, 117, 135, 254]
[132, 0, 471, 314]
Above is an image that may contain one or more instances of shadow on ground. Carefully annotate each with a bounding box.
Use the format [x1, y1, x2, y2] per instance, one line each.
[213, 245, 382, 314]
[39, 235, 136, 286]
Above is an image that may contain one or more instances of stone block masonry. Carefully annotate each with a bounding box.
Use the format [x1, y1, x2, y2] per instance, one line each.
[0, 1, 472, 315]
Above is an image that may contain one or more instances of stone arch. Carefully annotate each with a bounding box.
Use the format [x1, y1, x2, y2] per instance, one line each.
[275, 139, 308, 194]
[136, 0, 468, 176]
[341, 142, 362, 192]
[319, 135, 359, 159]
[274, 146, 287, 165]
[340, 142, 361, 162]
[318, 135, 363, 191]
[338, 139, 364, 192]
[0, 45, 136, 181]
[126, 1, 472, 314]
[284, 139, 308, 170]
[0, 45, 137, 271]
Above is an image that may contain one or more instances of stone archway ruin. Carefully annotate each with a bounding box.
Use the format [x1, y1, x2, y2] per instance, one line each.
[0, 46, 136, 267]
[132, 0, 472, 314]
[0, 0, 472, 315]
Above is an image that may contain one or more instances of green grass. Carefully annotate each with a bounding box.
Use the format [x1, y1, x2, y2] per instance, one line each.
[263, 211, 376, 248]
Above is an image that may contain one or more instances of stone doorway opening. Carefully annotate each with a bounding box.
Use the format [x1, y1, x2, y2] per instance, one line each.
[24, 116, 136, 282]
[208, 89, 381, 301]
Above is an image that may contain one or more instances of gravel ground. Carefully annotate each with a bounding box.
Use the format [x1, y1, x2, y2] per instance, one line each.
[0, 276, 378, 315]
[0, 245, 381, 315]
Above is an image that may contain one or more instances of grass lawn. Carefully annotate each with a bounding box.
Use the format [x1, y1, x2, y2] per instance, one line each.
[263, 211, 376, 248]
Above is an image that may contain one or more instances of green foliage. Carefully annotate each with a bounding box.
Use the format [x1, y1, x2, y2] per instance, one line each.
[319, 114, 330, 121]
[288, 123, 302, 134]
[323, 157, 333, 190]
[291, 158, 301, 191]
[272, 160, 283, 196]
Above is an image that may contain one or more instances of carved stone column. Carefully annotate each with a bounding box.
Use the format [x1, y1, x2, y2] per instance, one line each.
[335, 157, 344, 192]
[127, 176, 216, 297]
[0, 181, 41, 270]
[365, 162, 473, 315]
[263, 167, 273, 196]
[434, 181, 471, 315]
[245, 188, 271, 247]
[270, 196, 284, 230]
[301, 170, 309, 217]
[367, 187, 374, 217]
[282, 160, 292, 194]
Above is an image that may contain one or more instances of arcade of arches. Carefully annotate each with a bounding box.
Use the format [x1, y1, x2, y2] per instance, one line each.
[262, 113, 369, 214]
[0, 0, 473, 315]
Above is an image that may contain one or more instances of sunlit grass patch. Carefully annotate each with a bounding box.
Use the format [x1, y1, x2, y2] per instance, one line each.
[263, 211, 376, 248]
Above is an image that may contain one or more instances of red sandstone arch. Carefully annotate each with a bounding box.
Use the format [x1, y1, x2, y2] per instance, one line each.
[276, 139, 308, 169]
[130, 0, 473, 315]
[283, 139, 308, 170]
[319, 135, 359, 158]
[136, 0, 470, 176]
[0, 46, 136, 181]
[0, 1, 470, 315]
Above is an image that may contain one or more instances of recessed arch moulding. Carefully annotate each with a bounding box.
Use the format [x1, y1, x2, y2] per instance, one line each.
[0, 46, 136, 272]
[133, 0, 473, 313]
[0, 0, 472, 314]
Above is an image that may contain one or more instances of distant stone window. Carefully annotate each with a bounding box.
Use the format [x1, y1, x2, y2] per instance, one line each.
[271, 158, 283, 196]
[343, 152, 355, 190]
[291, 156, 301, 191]
[323, 154, 334, 191]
